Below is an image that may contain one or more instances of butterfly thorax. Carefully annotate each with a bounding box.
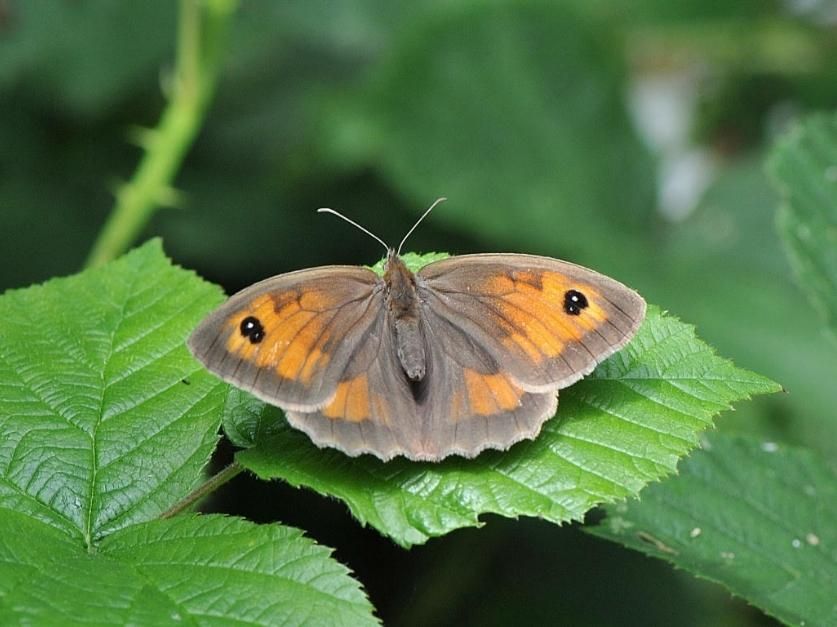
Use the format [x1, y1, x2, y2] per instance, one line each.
[383, 252, 427, 382]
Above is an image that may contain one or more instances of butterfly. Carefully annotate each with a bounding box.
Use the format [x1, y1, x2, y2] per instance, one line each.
[188, 199, 646, 462]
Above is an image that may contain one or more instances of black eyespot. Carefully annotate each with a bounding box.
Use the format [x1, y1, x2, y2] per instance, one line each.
[240, 316, 265, 344]
[563, 289, 588, 316]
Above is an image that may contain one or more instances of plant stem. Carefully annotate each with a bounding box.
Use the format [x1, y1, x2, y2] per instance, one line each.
[85, 0, 237, 268]
[161, 461, 245, 519]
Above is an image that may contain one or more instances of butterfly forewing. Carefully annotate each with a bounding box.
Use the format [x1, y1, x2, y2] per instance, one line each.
[188, 266, 386, 411]
[417, 253, 646, 392]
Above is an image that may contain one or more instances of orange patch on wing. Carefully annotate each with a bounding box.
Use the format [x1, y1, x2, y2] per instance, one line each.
[224, 291, 336, 385]
[299, 347, 330, 384]
[484, 274, 516, 294]
[224, 295, 279, 363]
[323, 374, 370, 422]
[540, 272, 608, 328]
[503, 332, 545, 364]
[482, 270, 609, 360]
[463, 369, 523, 417]
[273, 307, 321, 379]
[295, 307, 337, 384]
[508, 298, 567, 352]
[298, 289, 332, 311]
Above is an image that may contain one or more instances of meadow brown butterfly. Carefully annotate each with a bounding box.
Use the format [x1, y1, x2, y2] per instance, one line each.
[188, 200, 646, 461]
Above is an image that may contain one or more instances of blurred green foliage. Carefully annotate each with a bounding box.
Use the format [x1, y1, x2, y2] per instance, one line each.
[2, 1, 835, 625]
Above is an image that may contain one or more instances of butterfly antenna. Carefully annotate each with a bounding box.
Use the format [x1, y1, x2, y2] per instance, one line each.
[397, 197, 447, 255]
[317, 207, 389, 252]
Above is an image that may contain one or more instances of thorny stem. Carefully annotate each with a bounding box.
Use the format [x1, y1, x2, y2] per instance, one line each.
[85, 0, 237, 268]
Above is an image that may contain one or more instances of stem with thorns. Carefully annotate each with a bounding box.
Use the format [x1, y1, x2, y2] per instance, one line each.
[85, 0, 237, 268]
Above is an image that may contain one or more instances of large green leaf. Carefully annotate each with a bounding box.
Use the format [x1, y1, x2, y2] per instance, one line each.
[769, 112, 837, 337]
[232, 303, 779, 547]
[0, 511, 377, 625]
[589, 433, 837, 627]
[0, 240, 377, 624]
[0, 239, 224, 543]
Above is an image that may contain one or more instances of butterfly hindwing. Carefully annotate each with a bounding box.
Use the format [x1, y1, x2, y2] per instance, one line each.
[285, 310, 426, 460]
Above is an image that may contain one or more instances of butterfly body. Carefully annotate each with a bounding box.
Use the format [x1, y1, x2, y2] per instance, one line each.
[384, 251, 427, 382]
[189, 252, 646, 462]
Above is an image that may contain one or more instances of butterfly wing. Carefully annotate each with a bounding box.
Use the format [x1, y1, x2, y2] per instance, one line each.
[414, 253, 646, 457]
[188, 266, 387, 410]
[284, 310, 426, 460]
[188, 265, 423, 459]
[413, 322, 560, 459]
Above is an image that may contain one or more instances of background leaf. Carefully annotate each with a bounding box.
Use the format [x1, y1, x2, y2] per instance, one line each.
[769, 112, 837, 337]
[233, 304, 779, 547]
[588, 433, 837, 627]
[317, 3, 656, 266]
[651, 160, 837, 453]
[0, 241, 377, 625]
[0, 2, 174, 115]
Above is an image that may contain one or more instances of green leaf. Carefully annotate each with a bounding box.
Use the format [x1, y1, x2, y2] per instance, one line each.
[588, 433, 837, 627]
[368, 251, 450, 276]
[320, 3, 655, 264]
[222, 386, 286, 450]
[0, 511, 377, 625]
[233, 305, 780, 547]
[0, 239, 224, 544]
[654, 158, 837, 455]
[0, 240, 378, 624]
[769, 112, 837, 337]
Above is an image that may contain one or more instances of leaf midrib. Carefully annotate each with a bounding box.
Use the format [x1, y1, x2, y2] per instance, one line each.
[86, 272, 138, 551]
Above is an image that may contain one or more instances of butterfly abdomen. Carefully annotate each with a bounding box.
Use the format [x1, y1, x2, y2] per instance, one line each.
[394, 316, 426, 381]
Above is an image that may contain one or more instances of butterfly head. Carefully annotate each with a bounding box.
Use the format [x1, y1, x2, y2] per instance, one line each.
[383, 250, 417, 308]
